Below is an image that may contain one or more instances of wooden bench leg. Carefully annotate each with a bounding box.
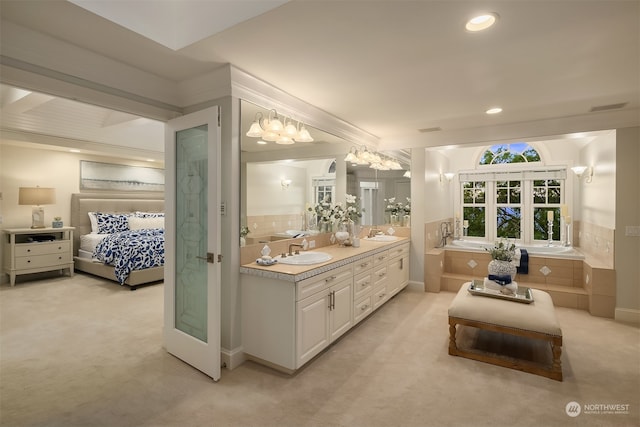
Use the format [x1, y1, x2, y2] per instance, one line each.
[448, 319, 457, 355]
[552, 343, 562, 378]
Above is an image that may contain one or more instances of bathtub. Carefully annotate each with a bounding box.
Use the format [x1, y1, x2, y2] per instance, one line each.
[446, 239, 584, 260]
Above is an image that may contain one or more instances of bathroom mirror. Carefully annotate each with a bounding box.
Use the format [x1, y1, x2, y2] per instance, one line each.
[240, 100, 410, 246]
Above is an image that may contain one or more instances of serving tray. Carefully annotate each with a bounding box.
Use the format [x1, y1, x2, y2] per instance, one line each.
[468, 279, 534, 304]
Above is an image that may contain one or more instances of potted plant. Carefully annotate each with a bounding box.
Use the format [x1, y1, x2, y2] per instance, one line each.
[485, 239, 517, 279]
[52, 216, 63, 228]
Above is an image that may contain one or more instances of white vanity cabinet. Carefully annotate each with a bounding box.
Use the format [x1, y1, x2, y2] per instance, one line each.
[240, 240, 410, 373]
[296, 264, 353, 367]
[387, 243, 410, 297]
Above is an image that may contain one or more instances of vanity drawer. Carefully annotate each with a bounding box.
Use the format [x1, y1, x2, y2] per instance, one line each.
[353, 256, 374, 275]
[297, 264, 353, 301]
[373, 250, 389, 267]
[353, 270, 373, 300]
[388, 243, 410, 259]
[15, 241, 70, 257]
[372, 285, 388, 310]
[373, 265, 388, 288]
[353, 294, 373, 324]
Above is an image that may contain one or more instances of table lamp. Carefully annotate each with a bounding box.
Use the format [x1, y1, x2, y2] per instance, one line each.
[18, 187, 56, 228]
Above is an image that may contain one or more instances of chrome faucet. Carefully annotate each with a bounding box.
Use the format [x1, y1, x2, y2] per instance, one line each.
[368, 227, 380, 238]
[438, 222, 452, 247]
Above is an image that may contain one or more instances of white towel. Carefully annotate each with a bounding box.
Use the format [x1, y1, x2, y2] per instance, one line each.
[483, 277, 518, 295]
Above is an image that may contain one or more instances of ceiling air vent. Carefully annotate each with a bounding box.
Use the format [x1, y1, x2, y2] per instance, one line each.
[418, 127, 442, 133]
[590, 102, 628, 112]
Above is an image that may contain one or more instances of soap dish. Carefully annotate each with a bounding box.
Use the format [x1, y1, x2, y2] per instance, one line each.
[256, 258, 278, 266]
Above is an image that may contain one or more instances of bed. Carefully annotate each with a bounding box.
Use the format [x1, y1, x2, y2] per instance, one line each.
[70, 193, 165, 289]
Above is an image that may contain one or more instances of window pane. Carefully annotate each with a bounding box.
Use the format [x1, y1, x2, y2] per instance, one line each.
[463, 189, 474, 203]
[496, 207, 521, 238]
[533, 187, 546, 203]
[510, 187, 521, 204]
[463, 207, 485, 237]
[534, 208, 560, 240]
[533, 179, 545, 186]
[475, 185, 485, 203]
[548, 188, 561, 203]
[497, 188, 508, 204]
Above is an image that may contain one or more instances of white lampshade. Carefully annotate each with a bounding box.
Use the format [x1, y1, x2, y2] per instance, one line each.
[276, 135, 295, 145]
[265, 116, 283, 133]
[246, 121, 264, 137]
[295, 125, 313, 142]
[19, 187, 56, 205]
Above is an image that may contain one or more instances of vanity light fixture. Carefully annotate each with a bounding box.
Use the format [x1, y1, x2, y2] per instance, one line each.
[245, 109, 314, 144]
[344, 146, 403, 170]
[571, 166, 593, 183]
[465, 13, 499, 32]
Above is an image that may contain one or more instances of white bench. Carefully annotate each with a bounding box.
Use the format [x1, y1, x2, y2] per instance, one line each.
[448, 282, 563, 381]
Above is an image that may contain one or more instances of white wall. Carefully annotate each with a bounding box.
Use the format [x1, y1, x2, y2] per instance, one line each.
[614, 127, 640, 320]
[246, 163, 308, 216]
[579, 130, 617, 228]
[423, 149, 451, 222]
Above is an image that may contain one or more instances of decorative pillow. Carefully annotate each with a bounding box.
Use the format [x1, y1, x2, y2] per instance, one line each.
[128, 216, 164, 230]
[96, 212, 131, 234]
[88, 212, 99, 233]
[135, 211, 165, 218]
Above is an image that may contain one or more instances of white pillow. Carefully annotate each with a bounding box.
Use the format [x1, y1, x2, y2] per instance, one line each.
[88, 212, 98, 233]
[128, 216, 164, 230]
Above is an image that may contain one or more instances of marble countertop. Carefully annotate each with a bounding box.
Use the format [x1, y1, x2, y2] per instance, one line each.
[240, 237, 410, 282]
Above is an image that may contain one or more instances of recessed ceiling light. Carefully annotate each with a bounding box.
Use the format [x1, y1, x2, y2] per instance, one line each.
[466, 13, 498, 32]
[69, 149, 80, 153]
[486, 107, 503, 115]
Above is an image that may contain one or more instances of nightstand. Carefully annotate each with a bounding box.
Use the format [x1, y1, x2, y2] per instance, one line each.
[2, 227, 75, 286]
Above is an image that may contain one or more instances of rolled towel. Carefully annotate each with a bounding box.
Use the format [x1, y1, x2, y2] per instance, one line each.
[512, 248, 521, 267]
[487, 274, 512, 285]
[483, 277, 518, 295]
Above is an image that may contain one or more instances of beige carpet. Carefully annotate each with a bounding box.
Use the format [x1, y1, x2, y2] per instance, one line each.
[1, 272, 638, 427]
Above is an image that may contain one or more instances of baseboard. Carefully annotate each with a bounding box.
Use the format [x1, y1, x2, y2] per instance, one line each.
[407, 280, 425, 292]
[615, 307, 640, 325]
[220, 346, 246, 370]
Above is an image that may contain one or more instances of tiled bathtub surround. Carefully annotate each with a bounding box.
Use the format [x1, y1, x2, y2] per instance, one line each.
[425, 240, 616, 318]
[577, 220, 615, 268]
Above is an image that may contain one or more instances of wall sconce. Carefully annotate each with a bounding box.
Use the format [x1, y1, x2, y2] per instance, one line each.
[440, 172, 455, 183]
[403, 170, 411, 178]
[571, 166, 593, 183]
[281, 178, 292, 189]
[18, 186, 56, 228]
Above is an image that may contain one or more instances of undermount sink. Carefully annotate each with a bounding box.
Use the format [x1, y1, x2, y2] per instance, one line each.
[274, 251, 332, 265]
[367, 235, 399, 242]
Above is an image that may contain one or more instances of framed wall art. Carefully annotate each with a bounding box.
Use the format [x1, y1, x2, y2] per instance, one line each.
[80, 161, 165, 192]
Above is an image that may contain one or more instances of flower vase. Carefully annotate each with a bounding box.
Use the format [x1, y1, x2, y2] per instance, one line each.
[390, 213, 399, 226]
[488, 260, 517, 280]
[335, 220, 353, 246]
[240, 236, 246, 247]
[320, 221, 332, 234]
[402, 214, 410, 227]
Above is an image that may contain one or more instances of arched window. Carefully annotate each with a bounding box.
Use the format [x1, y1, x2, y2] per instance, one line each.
[479, 143, 541, 165]
[459, 142, 567, 244]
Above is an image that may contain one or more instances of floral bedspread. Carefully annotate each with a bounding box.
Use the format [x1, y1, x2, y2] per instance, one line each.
[93, 229, 165, 284]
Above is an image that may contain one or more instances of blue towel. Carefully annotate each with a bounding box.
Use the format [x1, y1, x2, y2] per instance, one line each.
[488, 274, 512, 285]
[517, 249, 529, 274]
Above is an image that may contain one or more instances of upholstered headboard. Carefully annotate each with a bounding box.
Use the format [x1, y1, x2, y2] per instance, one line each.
[70, 193, 165, 255]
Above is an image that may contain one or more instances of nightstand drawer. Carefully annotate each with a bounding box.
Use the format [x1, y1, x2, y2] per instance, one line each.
[15, 253, 71, 269]
[15, 241, 70, 257]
